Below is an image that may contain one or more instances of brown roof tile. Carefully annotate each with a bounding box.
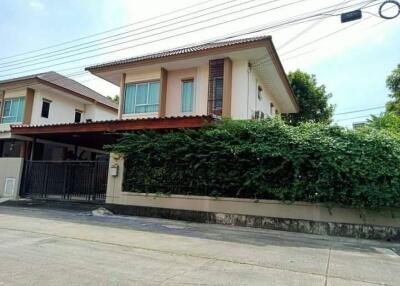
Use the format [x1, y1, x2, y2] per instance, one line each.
[0, 71, 118, 110]
[86, 36, 271, 71]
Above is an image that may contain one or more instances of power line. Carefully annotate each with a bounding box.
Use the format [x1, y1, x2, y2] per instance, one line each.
[0, 0, 254, 67]
[335, 114, 379, 121]
[335, 106, 385, 115]
[0, 0, 374, 78]
[0, 0, 305, 73]
[0, 0, 220, 61]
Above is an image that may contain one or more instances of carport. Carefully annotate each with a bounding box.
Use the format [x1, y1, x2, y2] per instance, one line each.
[10, 115, 215, 201]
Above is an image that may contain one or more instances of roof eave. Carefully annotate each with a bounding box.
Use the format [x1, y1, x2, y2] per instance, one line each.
[264, 39, 299, 113]
[85, 37, 272, 74]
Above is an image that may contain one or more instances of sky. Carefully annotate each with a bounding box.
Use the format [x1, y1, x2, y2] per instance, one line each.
[0, 0, 399, 127]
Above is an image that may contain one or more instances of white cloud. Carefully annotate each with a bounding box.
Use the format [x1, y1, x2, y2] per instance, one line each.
[29, 0, 45, 10]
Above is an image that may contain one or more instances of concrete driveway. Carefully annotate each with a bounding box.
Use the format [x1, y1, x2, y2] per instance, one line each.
[0, 201, 399, 286]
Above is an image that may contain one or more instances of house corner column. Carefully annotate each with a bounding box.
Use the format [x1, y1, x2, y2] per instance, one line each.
[0, 90, 5, 121]
[159, 68, 168, 118]
[222, 58, 233, 117]
[23, 88, 35, 125]
[118, 73, 126, 119]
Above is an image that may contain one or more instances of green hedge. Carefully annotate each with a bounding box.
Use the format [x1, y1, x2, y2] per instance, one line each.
[108, 119, 400, 209]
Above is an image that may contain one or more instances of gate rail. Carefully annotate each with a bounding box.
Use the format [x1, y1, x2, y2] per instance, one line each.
[21, 160, 109, 202]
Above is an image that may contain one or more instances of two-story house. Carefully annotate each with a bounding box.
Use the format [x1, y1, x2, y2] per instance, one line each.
[7, 36, 299, 201]
[0, 71, 118, 160]
[85, 36, 299, 121]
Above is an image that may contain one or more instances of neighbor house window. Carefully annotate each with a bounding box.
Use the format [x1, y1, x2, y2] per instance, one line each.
[213, 77, 223, 110]
[1, 98, 25, 124]
[181, 79, 194, 113]
[123, 81, 160, 114]
[74, 110, 82, 123]
[41, 99, 51, 118]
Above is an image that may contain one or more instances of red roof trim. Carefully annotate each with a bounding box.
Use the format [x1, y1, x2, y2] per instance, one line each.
[11, 115, 217, 135]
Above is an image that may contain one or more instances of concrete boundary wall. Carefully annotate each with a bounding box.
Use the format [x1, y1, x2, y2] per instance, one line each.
[0, 158, 24, 200]
[106, 154, 400, 240]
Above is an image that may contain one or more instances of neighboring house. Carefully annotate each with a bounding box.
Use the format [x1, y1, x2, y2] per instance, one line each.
[0, 71, 118, 159]
[86, 36, 299, 121]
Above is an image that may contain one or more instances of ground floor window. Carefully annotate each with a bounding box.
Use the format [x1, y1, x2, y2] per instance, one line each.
[0, 140, 23, 157]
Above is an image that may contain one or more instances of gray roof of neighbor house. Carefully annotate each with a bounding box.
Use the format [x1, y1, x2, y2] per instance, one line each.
[0, 71, 118, 111]
[86, 36, 272, 71]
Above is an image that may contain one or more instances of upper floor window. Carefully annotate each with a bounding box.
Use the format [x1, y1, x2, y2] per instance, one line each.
[181, 79, 194, 113]
[124, 81, 160, 114]
[75, 110, 82, 123]
[1, 97, 25, 124]
[41, 99, 51, 118]
[213, 77, 223, 111]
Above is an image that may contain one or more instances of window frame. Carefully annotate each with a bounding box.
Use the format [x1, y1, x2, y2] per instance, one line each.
[74, 110, 82, 123]
[41, 99, 51, 118]
[1, 97, 25, 124]
[123, 80, 160, 115]
[213, 77, 224, 111]
[181, 78, 194, 113]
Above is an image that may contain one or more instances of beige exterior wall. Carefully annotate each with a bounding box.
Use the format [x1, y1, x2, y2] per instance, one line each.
[106, 155, 400, 228]
[122, 66, 209, 119]
[166, 68, 197, 117]
[119, 61, 284, 120]
[122, 70, 161, 119]
[0, 158, 24, 200]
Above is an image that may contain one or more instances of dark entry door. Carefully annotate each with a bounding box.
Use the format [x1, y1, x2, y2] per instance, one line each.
[20, 161, 109, 201]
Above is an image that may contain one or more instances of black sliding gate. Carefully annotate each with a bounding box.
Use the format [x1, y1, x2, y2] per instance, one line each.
[20, 161, 109, 202]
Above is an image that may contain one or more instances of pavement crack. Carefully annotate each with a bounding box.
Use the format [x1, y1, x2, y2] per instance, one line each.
[324, 247, 332, 286]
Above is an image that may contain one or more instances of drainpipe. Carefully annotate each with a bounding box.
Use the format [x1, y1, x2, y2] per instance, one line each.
[246, 62, 252, 119]
[30, 137, 36, 161]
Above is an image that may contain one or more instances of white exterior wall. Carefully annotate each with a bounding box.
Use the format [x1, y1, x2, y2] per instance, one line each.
[231, 60, 279, 119]
[0, 158, 24, 200]
[85, 104, 116, 122]
[30, 89, 86, 125]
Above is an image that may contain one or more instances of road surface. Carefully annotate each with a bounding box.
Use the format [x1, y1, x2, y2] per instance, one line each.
[0, 201, 399, 285]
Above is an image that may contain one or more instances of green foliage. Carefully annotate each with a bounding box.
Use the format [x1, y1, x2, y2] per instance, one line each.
[283, 70, 335, 125]
[107, 95, 119, 104]
[108, 119, 400, 209]
[367, 112, 400, 139]
[386, 64, 400, 114]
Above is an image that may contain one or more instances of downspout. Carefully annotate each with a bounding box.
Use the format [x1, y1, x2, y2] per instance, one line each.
[247, 62, 251, 119]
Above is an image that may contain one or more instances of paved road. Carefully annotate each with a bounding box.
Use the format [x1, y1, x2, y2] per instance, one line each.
[0, 201, 399, 286]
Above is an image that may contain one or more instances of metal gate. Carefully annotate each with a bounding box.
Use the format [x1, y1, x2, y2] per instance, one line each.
[20, 160, 109, 202]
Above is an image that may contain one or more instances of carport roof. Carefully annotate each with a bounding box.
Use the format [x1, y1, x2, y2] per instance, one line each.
[11, 115, 216, 150]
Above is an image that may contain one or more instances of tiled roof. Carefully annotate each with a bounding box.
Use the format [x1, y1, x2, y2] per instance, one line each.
[0, 71, 118, 110]
[11, 115, 217, 129]
[86, 36, 271, 71]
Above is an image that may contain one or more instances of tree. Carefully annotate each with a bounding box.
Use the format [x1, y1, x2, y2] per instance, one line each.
[368, 112, 400, 138]
[282, 70, 335, 126]
[366, 64, 400, 137]
[107, 95, 119, 104]
[386, 64, 400, 114]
